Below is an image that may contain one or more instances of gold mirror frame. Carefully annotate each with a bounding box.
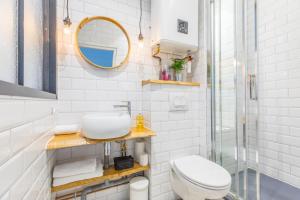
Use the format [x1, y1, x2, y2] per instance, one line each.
[75, 16, 131, 69]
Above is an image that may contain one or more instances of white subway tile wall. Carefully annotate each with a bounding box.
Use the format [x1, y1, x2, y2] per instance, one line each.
[56, 0, 156, 126]
[142, 84, 206, 200]
[55, 1, 154, 198]
[55, 0, 207, 199]
[254, 0, 300, 188]
[0, 97, 56, 200]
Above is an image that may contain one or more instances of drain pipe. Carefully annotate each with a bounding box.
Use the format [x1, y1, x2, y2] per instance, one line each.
[81, 178, 129, 200]
[104, 142, 111, 169]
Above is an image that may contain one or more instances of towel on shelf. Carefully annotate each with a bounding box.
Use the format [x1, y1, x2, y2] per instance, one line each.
[53, 124, 80, 135]
[53, 158, 97, 178]
[53, 158, 103, 187]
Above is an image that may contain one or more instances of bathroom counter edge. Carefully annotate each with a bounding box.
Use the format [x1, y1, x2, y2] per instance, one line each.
[46, 127, 155, 150]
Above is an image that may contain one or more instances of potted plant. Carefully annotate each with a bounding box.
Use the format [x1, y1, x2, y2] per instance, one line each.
[170, 58, 186, 81]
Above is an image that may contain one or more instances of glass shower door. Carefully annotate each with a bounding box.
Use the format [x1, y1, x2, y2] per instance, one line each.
[208, 0, 259, 199]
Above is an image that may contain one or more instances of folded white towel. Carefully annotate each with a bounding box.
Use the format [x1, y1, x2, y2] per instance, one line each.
[53, 158, 97, 178]
[53, 124, 80, 135]
[53, 159, 103, 187]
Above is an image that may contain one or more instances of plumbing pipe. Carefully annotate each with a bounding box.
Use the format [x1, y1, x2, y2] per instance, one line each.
[81, 178, 129, 200]
[104, 142, 111, 169]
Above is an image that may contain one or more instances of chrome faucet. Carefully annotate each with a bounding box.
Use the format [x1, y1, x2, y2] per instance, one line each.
[113, 101, 131, 116]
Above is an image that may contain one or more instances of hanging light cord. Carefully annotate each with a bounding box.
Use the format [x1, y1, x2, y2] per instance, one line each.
[63, 0, 71, 26]
[139, 0, 143, 36]
[66, 0, 70, 18]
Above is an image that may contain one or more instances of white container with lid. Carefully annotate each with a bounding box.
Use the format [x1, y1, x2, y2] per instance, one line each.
[139, 153, 149, 166]
[130, 176, 149, 200]
[134, 141, 145, 162]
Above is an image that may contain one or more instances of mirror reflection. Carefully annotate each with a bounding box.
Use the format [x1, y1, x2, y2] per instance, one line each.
[76, 17, 130, 69]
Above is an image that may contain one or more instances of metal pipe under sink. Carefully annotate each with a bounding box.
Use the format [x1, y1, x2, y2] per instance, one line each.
[81, 178, 129, 200]
[104, 142, 111, 169]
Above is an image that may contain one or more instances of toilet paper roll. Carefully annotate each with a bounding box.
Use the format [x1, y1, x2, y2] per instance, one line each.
[139, 153, 149, 166]
[135, 142, 145, 161]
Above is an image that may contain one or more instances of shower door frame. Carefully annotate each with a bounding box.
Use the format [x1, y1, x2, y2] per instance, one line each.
[206, 0, 260, 199]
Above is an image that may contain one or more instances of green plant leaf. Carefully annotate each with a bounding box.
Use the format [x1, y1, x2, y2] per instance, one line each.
[170, 58, 186, 73]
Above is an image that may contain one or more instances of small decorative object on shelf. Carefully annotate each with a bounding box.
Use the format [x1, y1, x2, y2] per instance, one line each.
[185, 55, 193, 81]
[170, 58, 187, 81]
[160, 64, 171, 80]
[139, 153, 149, 166]
[136, 113, 144, 130]
[114, 155, 134, 170]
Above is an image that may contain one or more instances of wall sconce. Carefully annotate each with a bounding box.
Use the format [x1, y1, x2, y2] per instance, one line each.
[63, 0, 72, 34]
[138, 0, 144, 48]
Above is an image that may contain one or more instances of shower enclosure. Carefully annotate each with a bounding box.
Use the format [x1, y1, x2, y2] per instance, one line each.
[208, 0, 300, 199]
[208, 0, 260, 199]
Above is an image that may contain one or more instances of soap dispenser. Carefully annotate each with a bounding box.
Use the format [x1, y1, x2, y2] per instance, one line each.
[136, 113, 144, 130]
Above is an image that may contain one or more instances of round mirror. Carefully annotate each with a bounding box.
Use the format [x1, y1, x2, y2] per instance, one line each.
[75, 16, 131, 69]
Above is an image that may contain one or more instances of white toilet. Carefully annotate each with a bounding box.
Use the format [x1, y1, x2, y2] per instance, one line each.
[170, 155, 231, 200]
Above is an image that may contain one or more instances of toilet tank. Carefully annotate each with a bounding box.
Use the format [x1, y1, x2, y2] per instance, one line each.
[151, 0, 199, 54]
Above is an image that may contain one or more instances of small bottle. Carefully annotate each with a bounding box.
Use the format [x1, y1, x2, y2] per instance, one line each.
[161, 64, 169, 80]
[165, 65, 171, 80]
[136, 113, 144, 130]
[159, 67, 163, 80]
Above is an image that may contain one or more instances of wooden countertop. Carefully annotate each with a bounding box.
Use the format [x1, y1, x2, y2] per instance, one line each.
[142, 79, 200, 87]
[47, 127, 155, 150]
[52, 162, 149, 192]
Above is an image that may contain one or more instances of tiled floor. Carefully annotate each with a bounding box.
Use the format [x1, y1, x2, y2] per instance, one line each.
[179, 169, 300, 200]
[230, 169, 300, 200]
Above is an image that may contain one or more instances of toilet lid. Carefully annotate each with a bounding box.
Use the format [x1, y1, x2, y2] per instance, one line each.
[173, 155, 231, 189]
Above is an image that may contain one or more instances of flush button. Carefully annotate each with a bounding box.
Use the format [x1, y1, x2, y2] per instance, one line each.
[169, 93, 188, 111]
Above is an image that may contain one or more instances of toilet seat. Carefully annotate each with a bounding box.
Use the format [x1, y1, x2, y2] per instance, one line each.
[172, 155, 231, 190]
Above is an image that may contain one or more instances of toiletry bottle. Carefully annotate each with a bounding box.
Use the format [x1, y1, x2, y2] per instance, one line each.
[164, 65, 170, 80]
[162, 65, 167, 80]
[166, 65, 171, 80]
[136, 113, 144, 130]
[159, 67, 163, 80]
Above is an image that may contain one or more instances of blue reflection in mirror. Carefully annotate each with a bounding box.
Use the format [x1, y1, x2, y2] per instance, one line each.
[80, 46, 115, 68]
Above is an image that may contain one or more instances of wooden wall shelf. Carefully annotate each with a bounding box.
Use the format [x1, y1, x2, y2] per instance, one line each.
[142, 79, 200, 87]
[52, 163, 149, 192]
[47, 127, 155, 150]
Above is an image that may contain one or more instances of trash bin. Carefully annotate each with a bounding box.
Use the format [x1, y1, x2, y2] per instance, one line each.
[130, 176, 149, 200]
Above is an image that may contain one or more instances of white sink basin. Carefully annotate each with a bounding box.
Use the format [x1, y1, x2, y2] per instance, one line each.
[81, 112, 131, 140]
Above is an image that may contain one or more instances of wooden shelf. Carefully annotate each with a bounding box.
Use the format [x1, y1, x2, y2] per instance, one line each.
[52, 163, 149, 192]
[142, 79, 200, 87]
[47, 127, 155, 150]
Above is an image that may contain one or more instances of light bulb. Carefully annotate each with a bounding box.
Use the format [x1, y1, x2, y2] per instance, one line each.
[64, 25, 71, 34]
[138, 39, 144, 48]
[63, 17, 72, 35]
[138, 33, 144, 48]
